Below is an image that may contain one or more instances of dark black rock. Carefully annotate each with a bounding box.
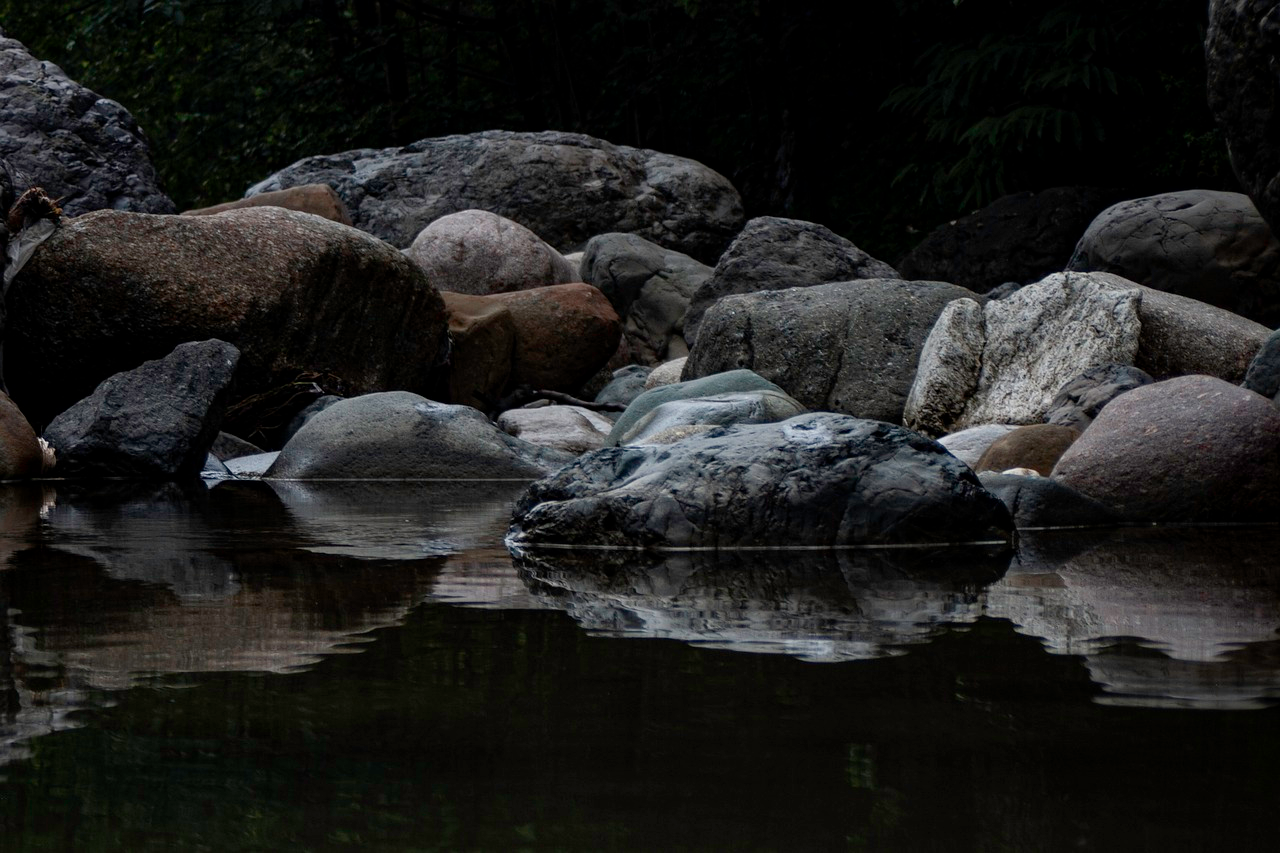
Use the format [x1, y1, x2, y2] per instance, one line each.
[683, 216, 899, 343]
[509, 412, 1014, 549]
[593, 365, 652, 413]
[1043, 364, 1154, 431]
[43, 340, 240, 480]
[1242, 329, 1280, 399]
[283, 395, 344, 445]
[246, 130, 744, 262]
[978, 472, 1119, 529]
[210, 431, 265, 462]
[0, 29, 174, 216]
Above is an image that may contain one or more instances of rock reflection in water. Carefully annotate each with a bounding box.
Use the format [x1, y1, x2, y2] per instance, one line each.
[986, 528, 1280, 709]
[515, 546, 1009, 661]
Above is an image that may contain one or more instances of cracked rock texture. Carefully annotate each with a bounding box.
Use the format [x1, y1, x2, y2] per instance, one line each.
[1067, 190, 1280, 326]
[0, 28, 174, 216]
[6, 208, 448, 428]
[686, 279, 977, 424]
[904, 272, 1143, 435]
[508, 412, 1014, 548]
[683, 216, 900, 343]
[1207, 1, 1280, 236]
[246, 130, 744, 262]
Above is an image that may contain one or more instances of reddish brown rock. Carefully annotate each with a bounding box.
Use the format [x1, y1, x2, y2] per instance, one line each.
[975, 423, 1080, 476]
[181, 184, 353, 226]
[488, 284, 622, 393]
[439, 291, 516, 410]
[0, 391, 42, 479]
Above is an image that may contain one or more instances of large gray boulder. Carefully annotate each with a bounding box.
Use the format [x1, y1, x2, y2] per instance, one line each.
[0, 29, 174, 216]
[509, 413, 1014, 549]
[265, 391, 572, 480]
[1128, 278, 1270, 382]
[904, 272, 1144, 435]
[684, 217, 900, 343]
[1067, 190, 1280, 327]
[43, 340, 239, 480]
[246, 130, 744, 262]
[899, 187, 1124, 293]
[5, 208, 448, 429]
[580, 232, 711, 364]
[1051, 375, 1280, 523]
[605, 369, 785, 447]
[1207, 1, 1280, 235]
[686, 279, 978, 424]
[405, 209, 577, 295]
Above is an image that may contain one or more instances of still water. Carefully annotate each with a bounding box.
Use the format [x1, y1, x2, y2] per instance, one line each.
[0, 480, 1278, 851]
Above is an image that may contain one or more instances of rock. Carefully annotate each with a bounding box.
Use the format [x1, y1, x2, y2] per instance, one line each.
[686, 279, 978, 424]
[1044, 364, 1154, 431]
[644, 357, 688, 390]
[899, 187, 1125, 293]
[904, 272, 1142, 435]
[486, 284, 621, 393]
[210, 432, 264, 462]
[1207, 1, 1280, 234]
[497, 406, 615, 455]
[606, 369, 786, 447]
[977, 471, 1120, 528]
[5, 207, 448, 428]
[224, 452, 279, 479]
[1242, 330, 1280, 399]
[43, 340, 239, 480]
[0, 391, 42, 479]
[246, 130, 745, 261]
[202, 453, 231, 479]
[265, 391, 573, 480]
[1051, 375, 1280, 522]
[576, 335, 634, 402]
[617, 389, 807, 446]
[1067, 189, 1280, 326]
[508, 413, 1014, 549]
[438, 291, 516, 410]
[683, 216, 900, 343]
[181, 184, 353, 225]
[937, 424, 1020, 469]
[593, 365, 651, 412]
[282, 395, 344, 445]
[974, 424, 1080, 476]
[0, 31, 174, 216]
[405, 209, 577, 295]
[580, 232, 711, 363]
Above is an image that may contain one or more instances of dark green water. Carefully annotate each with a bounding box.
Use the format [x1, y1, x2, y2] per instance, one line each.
[0, 481, 1278, 852]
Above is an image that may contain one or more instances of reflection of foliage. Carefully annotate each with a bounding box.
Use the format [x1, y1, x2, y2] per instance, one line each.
[0, 0, 1231, 259]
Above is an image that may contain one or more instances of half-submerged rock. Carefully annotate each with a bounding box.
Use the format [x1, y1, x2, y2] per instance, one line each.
[508, 412, 1013, 549]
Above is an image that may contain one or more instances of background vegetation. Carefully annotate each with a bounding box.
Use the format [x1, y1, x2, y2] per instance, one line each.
[0, 0, 1234, 260]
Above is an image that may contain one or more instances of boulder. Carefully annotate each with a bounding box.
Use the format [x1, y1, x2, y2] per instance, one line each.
[405, 209, 577, 295]
[1207, 1, 1280, 234]
[1044, 364, 1154, 431]
[438, 291, 516, 410]
[282, 395, 344, 445]
[606, 369, 785, 447]
[245, 130, 745, 261]
[181, 184, 353, 225]
[497, 405, 615, 455]
[683, 217, 900, 343]
[1242, 329, 1280, 399]
[210, 432, 264, 462]
[644, 357, 688, 390]
[904, 272, 1142, 435]
[0, 30, 174, 216]
[1051, 375, 1280, 522]
[977, 472, 1120, 529]
[687, 279, 978, 424]
[43, 340, 239, 480]
[0, 390, 42, 479]
[1126, 278, 1270, 382]
[265, 391, 573, 480]
[224, 451, 279, 479]
[5, 207, 448, 428]
[509, 413, 1014, 549]
[486, 284, 621, 393]
[1067, 189, 1280, 326]
[580, 232, 711, 363]
[974, 424, 1080, 476]
[899, 187, 1125, 293]
[616, 390, 808, 446]
[593, 365, 651, 412]
[937, 424, 1020, 469]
